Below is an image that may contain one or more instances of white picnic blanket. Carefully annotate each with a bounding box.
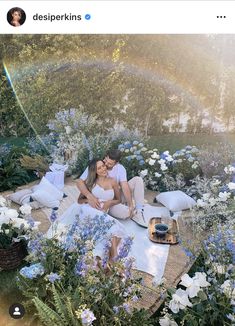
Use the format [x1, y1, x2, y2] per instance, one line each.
[43, 185, 172, 278]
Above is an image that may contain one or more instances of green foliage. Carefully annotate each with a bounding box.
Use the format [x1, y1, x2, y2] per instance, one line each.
[0, 66, 31, 137]
[1, 35, 235, 136]
[0, 146, 37, 191]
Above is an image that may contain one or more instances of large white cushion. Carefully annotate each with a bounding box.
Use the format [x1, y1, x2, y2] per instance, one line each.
[32, 177, 63, 201]
[31, 190, 60, 208]
[155, 190, 196, 212]
[8, 189, 32, 205]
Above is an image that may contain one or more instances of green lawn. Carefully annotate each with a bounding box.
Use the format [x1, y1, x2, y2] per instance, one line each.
[148, 133, 235, 152]
[0, 137, 26, 147]
[1, 133, 235, 154]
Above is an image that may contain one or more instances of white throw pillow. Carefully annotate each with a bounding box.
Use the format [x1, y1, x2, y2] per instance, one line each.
[31, 190, 60, 208]
[32, 177, 63, 201]
[8, 189, 32, 205]
[155, 190, 196, 212]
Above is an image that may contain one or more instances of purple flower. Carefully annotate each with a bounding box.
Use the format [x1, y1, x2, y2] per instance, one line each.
[113, 306, 119, 314]
[47, 273, 61, 283]
[122, 303, 131, 314]
[101, 239, 112, 268]
[115, 236, 133, 260]
[74, 257, 88, 277]
[50, 209, 58, 223]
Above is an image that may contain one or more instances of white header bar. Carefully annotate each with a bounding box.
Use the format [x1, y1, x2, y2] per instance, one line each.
[0, 1, 234, 34]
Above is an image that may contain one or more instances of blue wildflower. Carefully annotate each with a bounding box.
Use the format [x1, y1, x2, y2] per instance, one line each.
[50, 209, 58, 223]
[113, 306, 119, 314]
[20, 263, 45, 279]
[115, 237, 133, 260]
[139, 160, 145, 165]
[47, 273, 61, 283]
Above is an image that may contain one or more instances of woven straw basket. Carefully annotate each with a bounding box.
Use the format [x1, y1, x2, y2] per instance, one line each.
[0, 241, 27, 270]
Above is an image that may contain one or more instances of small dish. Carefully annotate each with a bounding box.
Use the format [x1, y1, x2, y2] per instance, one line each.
[154, 223, 169, 235]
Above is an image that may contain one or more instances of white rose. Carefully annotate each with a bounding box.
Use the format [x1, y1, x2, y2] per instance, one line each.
[151, 152, 159, 159]
[169, 289, 192, 313]
[166, 155, 174, 162]
[65, 126, 72, 134]
[154, 172, 162, 178]
[197, 199, 206, 207]
[140, 169, 148, 178]
[19, 204, 32, 216]
[159, 316, 178, 326]
[0, 195, 7, 207]
[193, 272, 210, 288]
[202, 193, 210, 201]
[5, 209, 18, 219]
[218, 192, 230, 202]
[221, 280, 235, 299]
[160, 164, 168, 171]
[149, 159, 156, 166]
[228, 182, 235, 190]
[209, 197, 217, 206]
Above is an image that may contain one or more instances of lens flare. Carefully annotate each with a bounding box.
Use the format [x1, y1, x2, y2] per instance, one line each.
[3, 61, 49, 152]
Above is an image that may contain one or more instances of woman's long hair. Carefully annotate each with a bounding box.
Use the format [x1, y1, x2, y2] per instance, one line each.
[85, 158, 101, 192]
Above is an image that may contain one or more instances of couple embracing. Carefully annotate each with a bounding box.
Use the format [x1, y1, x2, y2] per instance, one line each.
[77, 149, 147, 227]
[49, 149, 147, 263]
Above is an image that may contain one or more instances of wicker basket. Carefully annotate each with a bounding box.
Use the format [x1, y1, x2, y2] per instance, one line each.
[0, 241, 27, 270]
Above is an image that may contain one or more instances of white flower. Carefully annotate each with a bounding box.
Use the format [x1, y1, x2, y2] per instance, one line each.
[4, 209, 18, 219]
[148, 159, 156, 166]
[165, 155, 173, 162]
[151, 152, 159, 159]
[169, 288, 192, 313]
[163, 151, 169, 155]
[19, 204, 32, 216]
[138, 143, 144, 147]
[0, 195, 6, 207]
[221, 280, 235, 299]
[213, 263, 226, 275]
[208, 197, 217, 206]
[202, 193, 210, 201]
[124, 149, 129, 153]
[211, 179, 221, 186]
[140, 169, 148, 178]
[180, 274, 200, 298]
[154, 172, 162, 178]
[160, 164, 168, 171]
[224, 165, 235, 174]
[218, 192, 231, 202]
[192, 162, 199, 169]
[228, 182, 235, 190]
[197, 199, 206, 208]
[65, 126, 72, 134]
[133, 141, 139, 145]
[193, 272, 210, 288]
[80, 308, 96, 325]
[159, 316, 178, 326]
[158, 159, 165, 165]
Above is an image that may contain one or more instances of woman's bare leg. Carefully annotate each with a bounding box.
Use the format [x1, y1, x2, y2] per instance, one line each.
[109, 236, 121, 261]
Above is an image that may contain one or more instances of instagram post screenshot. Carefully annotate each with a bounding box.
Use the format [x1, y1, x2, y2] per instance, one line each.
[0, 1, 234, 325]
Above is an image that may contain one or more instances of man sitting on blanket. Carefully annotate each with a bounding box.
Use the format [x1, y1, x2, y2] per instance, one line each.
[77, 149, 147, 227]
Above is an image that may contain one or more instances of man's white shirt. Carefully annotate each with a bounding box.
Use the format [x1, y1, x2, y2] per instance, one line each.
[79, 163, 127, 184]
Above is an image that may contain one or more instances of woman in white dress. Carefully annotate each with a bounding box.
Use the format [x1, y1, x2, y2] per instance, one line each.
[49, 159, 127, 261]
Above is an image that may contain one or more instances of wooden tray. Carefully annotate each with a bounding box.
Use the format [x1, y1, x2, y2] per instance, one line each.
[148, 217, 179, 245]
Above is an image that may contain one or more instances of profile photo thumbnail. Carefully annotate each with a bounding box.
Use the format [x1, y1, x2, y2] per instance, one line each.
[7, 7, 26, 27]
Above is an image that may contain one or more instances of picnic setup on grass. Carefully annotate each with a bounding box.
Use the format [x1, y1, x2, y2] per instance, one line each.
[0, 35, 235, 326]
